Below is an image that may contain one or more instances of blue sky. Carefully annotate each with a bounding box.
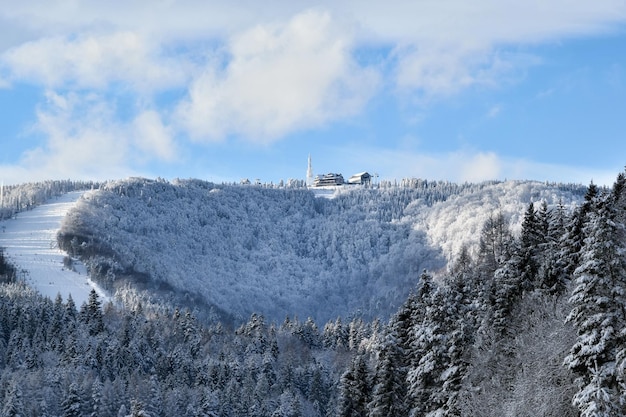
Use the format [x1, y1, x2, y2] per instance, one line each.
[1, 1, 625, 186]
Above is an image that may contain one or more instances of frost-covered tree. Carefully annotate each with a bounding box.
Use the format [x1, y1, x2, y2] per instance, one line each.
[62, 383, 83, 417]
[560, 182, 599, 278]
[368, 332, 406, 417]
[564, 188, 626, 416]
[518, 202, 542, 291]
[404, 276, 472, 417]
[538, 199, 569, 294]
[90, 377, 104, 417]
[81, 289, 104, 336]
[337, 353, 370, 417]
[478, 211, 513, 277]
[127, 399, 150, 417]
[1, 381, 24, 417]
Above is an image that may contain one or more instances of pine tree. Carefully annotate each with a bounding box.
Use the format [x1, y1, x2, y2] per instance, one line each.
[62, 383, 83, 417]
[91, 377, 104, 417]
[337, 354, 370, 417]
[490, 255, 524, 335]
[406, 284, 452, 417]
[368, 332, 406, 417]
[518, 202, 541, 291]
[561, 182, 599, 278]
[81, 289, 104, 336]
[128, 399, 150, 417]
[1, 381, 25, 417]
[147, 375, 164, 417]
[66, 294, 77, 320]
[564, 194, 626, 416]
[538, 199, 569, 294]
[573, 365, 622, 417]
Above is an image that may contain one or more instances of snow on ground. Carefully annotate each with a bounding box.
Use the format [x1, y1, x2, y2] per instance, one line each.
[0, 190, 107, 307]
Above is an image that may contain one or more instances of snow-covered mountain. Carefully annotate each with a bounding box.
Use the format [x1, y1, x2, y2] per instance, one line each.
[56, 177, 586, 323]
[0, 188, 105, 307]
[4, 174, 619, 417]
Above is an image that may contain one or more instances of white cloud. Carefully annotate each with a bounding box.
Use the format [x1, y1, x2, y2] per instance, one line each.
[1, 1, 626, 184]
[334, 145, 621, 186]
[26, 91, 133, 179]
[459, 151, 502, 182]
[2, 31, 186, 91]
[132, 110, 178, 162]
[394, 44, 541, 102]
[0, 91, 181, 183]
[177, 9, 379, 142]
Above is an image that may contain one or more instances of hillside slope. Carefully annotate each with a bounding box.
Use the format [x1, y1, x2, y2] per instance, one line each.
[0, 191, 106, 306]
[58, 178, 585, 323]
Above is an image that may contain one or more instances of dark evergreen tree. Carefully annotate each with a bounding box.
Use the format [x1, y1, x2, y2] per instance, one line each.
[337, 353, 370, 417]
[407, 282, 465, 417]
[91, 377, 104, 417]
[560, 182, 599, 278]
[490, 255, 524, 336]
[538, 199, 569, 294]
[1, 381, 24, 417]
[81, 289, 104, 336]
[128, 399, 150, 417]
[368, 332, 406, 417]
[62, 383, 83, 417]
[564, 194, 626, 416]
[518, 202, 541, 291]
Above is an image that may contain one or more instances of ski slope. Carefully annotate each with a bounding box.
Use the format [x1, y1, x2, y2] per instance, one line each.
[0, 191, 107, 307]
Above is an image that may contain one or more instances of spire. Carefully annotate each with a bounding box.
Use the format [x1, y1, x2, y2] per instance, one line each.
[306, 154, 314, 187]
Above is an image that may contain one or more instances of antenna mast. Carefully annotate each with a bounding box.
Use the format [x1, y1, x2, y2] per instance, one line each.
[306, 154, 314, 187]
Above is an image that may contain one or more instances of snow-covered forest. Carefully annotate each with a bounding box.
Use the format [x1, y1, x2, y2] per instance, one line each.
[0, 180, 96, 221]
[56, 177, 584, 323]
[3, 170, 626, 416]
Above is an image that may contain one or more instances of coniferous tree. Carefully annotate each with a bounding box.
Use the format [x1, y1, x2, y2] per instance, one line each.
[561, 182, 599, 278]
[62, 383, 83, 417]
[128, 399, 150, 417]
[490, 254, 525, 336]
[368, 332, 407, 417]
[406, 279, 470, 417]
[518, 202, 541, 291]
[1, 381, 24, 417]
[539, 200, 569, 294]
[564, 190, 626, 416]
[81, 289, 104, 336]
[337, 353, 370, 417]
[91, 377, 104, 417]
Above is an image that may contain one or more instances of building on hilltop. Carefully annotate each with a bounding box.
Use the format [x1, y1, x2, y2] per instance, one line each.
[347, 172, 372, 185]
[313, 173, 345, 187]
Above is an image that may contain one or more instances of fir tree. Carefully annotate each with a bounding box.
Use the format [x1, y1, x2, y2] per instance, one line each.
[91, 377, 104, 417]
[62, 383, 83, 417]
[368, 332, 407, 417]
[565, 195, 626, 416]
[337, 354, 370, 417]
[81, 289, 104, 336]
[561, 182, 599, 278]
[518, 202, 541, 291]
[1, 381, 24, 417]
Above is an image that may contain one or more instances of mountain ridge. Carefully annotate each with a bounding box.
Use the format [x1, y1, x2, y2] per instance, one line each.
[56, 177, 586, 324]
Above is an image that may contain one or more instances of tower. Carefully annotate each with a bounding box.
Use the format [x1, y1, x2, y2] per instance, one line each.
[306, 154, 314, 187]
